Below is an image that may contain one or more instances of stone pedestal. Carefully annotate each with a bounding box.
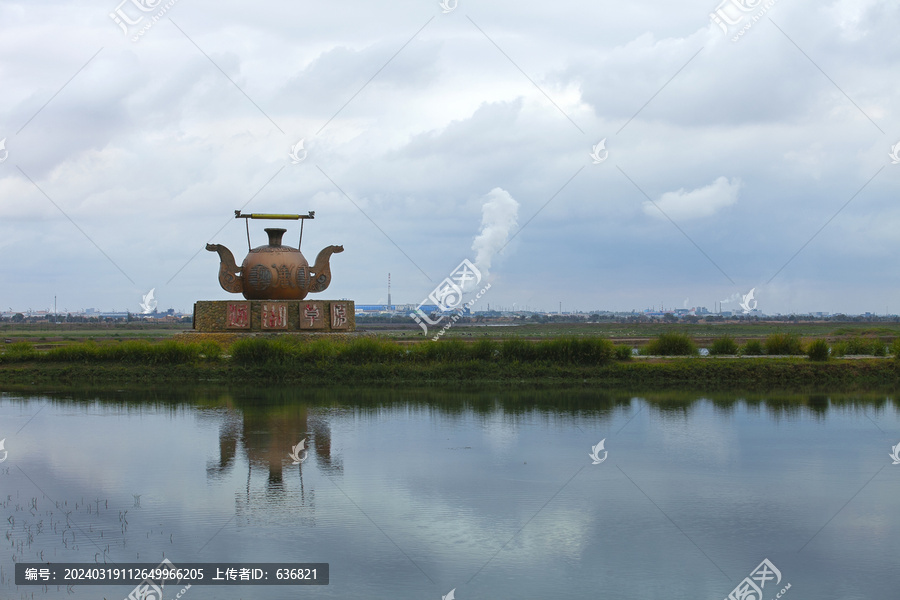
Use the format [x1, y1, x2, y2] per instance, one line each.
[193, 300, 355, 332]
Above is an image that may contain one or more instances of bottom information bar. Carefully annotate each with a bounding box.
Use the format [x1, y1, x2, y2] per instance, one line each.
[16, 563, 329, 586]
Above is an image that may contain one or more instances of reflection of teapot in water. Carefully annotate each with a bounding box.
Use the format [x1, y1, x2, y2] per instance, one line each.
[207, 227, 343, 301]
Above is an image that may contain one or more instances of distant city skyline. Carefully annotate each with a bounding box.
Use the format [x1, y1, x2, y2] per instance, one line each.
[3, 303, 896, 319]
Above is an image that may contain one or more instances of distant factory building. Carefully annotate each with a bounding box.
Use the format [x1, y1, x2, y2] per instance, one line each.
[355, 305, 397, 313]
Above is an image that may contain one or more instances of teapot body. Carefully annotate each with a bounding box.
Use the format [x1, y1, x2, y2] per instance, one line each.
[240, 228, 311, 300]
[207, 226, 342, 300]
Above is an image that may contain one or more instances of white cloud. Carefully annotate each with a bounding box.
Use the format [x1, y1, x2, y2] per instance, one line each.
[643, 177, 741, 221]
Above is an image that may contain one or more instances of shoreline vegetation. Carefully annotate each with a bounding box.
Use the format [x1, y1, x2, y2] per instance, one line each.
[1, 386, 897, 418]
[1, 333, 899, 389]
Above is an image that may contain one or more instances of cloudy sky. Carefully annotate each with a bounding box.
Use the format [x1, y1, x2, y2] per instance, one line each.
[1, 0, 898, 315]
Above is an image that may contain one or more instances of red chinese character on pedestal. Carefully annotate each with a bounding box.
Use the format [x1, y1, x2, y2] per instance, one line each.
[261, 303, 288, 329]
[304, 303, 320, 327]
[331, 303, 348, 329]
[226, 302, 250, 329]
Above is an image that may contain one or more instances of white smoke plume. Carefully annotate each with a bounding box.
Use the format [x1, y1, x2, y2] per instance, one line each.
[719, 292, 741, 306]
[470, 188, 519, 288]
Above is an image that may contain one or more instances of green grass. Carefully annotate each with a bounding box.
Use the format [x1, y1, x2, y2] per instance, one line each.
[709, 335, 739, 356]
[640, 333, 698, 356]
[764, 333, 804, 355]
[1, 340, 202, 365]
[807, 339, 830, 361]
[377, 320, 900, 341]
[3, 355, 900, 390]
[2, 341, 38, 361]
[614, 345, 633, 361]
[0, 323, 188, 339]
[830, 326, 896, 336]
[1, 336, 628, 369]
[5, 320, 900, 347]
[3, 335, 900, 389]
[740, 340, 764, 355]
[197, 339, 224, 361]
[831, 337, 888, 357]
[230, 337, 296, 365]
[228, 336, 620, 367]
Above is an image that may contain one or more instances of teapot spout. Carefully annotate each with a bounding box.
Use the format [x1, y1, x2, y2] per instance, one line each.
[307, 245, 344, 294]
[206, 243, 243, 294]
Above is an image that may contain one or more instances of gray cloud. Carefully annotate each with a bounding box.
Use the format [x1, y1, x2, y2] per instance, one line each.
[0, 0, 897, 314]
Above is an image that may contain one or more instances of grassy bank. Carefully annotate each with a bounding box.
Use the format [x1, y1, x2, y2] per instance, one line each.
[2, 358, 899, 390]
[4, 320, 900, 346]
[1, 336, 899, 390]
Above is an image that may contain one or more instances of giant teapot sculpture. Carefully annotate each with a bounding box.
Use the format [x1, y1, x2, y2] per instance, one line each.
[206, 211, 343, 300]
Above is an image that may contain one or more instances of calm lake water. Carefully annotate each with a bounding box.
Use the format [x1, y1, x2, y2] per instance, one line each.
[1, 387, 898, 600]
